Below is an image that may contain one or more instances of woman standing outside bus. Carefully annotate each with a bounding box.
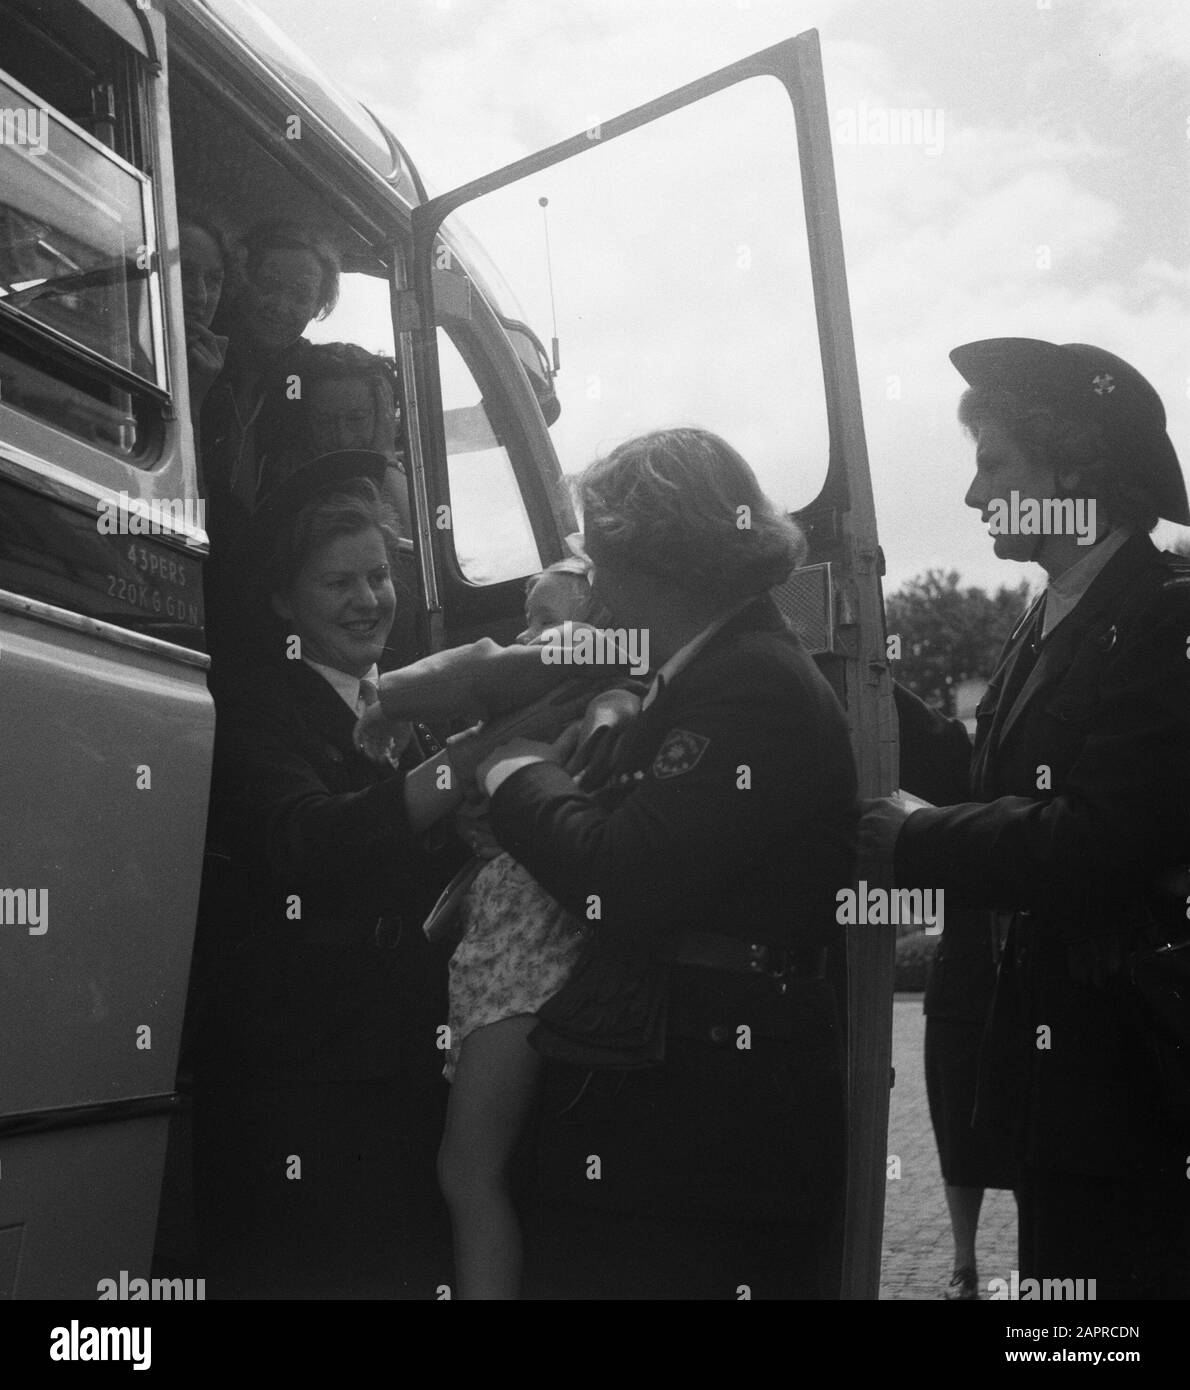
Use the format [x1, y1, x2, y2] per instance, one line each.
[466, 428, 856, 1298]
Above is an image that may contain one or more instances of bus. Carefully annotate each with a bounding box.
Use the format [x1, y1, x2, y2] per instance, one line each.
[0, 0, 895, 1300]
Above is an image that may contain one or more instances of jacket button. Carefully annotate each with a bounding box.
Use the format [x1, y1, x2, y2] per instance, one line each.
[708, 1024, 731, 1044]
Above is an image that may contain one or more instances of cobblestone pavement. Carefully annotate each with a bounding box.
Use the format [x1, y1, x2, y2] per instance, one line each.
[879, 995, 1018, 1301]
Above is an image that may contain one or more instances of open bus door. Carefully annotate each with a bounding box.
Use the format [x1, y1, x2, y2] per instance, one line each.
[399, 29, 899, 1298]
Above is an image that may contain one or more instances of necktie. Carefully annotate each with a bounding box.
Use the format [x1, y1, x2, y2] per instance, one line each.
[992, 593, 1047, 736]
[357, 676, 380, 719]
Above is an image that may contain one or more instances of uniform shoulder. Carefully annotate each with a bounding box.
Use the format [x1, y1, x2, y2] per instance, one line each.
[211, 655, 310, 727]
[683, 614, 821, 706]
[1129, 548, 1190, 613]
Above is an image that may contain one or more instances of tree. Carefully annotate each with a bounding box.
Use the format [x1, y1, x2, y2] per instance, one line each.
[885, 569, 1031, 714]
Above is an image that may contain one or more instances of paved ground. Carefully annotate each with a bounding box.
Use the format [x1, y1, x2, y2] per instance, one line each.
[879, 994, 1017, 1300]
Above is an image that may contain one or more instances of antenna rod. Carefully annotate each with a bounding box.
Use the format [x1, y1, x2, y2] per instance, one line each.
[538, 195, 561, 373]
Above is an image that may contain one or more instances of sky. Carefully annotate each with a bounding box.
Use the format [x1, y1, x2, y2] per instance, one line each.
[253, 0, 1190, 596]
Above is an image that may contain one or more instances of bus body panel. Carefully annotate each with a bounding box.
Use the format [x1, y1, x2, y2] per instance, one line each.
[0, 607, 213, 1120]
[0, 1120, 168, 1300]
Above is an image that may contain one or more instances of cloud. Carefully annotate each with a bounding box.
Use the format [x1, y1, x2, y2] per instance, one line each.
[252, 0, 1188, 595]
[1094, 0, 1190, 76]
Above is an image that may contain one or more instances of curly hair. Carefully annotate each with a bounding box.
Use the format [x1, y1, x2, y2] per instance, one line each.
[239, 219, 341, 321]
[265, 478, 401, 596]
[303, 341, 397, 389]
[576, 428, 806, 603]
[958, 386, 1159, 532]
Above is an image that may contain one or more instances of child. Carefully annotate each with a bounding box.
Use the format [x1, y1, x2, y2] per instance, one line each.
[439, 559, 640, 1299]
[358, 559, 638, 1298]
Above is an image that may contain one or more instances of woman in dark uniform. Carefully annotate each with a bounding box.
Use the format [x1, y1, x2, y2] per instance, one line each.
[896, 685, 1018, 1298]
[466, 427, 858, 1299]
[192, 452, 461, 1298]
[865, 338, 1190, 1300]
[923, 908, 1017, 1297]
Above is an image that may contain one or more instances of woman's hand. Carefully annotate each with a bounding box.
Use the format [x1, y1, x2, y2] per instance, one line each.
[186, 321, 227, 393]
[568, 687, 641, 788]
[857, 793, 915, 879]
[475, 723, 583, 792]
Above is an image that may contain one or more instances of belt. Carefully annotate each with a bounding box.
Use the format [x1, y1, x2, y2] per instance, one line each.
[673, 931, 826, 982]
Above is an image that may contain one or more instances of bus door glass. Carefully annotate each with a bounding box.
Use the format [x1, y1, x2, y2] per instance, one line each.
[405, 32, 895, 1299]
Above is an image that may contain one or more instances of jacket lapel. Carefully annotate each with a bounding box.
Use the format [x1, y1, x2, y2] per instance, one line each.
[285, 660, 363, 758]
[609, 596, 782, 774]
[992, 533, 1160, 752]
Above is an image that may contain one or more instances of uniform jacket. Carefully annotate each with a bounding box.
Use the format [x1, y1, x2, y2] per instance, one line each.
[195, 655, 458, 1089]
[895, 533, 1190, 1175]
[488, 596, 854, 1226]
[490, 594, 857, 1053]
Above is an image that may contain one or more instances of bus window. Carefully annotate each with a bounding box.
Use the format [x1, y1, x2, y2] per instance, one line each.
[0, 9, 165, 461]
[435, 326, 542, 585]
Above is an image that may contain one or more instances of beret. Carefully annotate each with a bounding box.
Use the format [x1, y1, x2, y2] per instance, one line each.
[950, 338, 1188, 524]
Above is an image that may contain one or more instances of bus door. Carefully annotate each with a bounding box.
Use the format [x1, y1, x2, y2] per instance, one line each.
[0, 0, 213, 1298]
[401, 30, 898, 1298]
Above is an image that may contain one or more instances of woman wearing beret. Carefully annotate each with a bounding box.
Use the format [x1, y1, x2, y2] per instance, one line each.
[864, 338, 1190, 1300]
[191, 452, 463, 1298]
[447, 427, 857, 1299]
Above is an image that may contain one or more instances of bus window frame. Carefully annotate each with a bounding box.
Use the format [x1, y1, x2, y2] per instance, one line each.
[392, 242, 575, 652]
[0, 0, 205, 556]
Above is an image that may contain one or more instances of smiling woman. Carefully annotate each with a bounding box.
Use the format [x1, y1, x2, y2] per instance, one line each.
[189, 452, 461, 1298]
[267, 488, 400, 676]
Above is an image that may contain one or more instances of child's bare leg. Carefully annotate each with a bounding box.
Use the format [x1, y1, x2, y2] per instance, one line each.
[438, 1015, 541, 1300]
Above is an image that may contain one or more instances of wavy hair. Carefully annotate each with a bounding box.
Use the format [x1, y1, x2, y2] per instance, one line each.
[239, 219, 342, 321]
[576, 428, 806, 603]
[265, 479, 402, 596]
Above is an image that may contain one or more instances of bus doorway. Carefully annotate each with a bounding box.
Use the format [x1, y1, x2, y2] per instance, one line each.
[399, 30, 898, 1298]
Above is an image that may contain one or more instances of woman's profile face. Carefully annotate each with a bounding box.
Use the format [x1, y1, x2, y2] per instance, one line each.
[179, 224, 224, 330]
[273, 525, 396, 676]
[241, 247, 323, 352]
[963, 419, 1059, 563]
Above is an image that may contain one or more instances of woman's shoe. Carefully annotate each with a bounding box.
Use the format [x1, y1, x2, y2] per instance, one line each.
[945, 1266, 979, 1300]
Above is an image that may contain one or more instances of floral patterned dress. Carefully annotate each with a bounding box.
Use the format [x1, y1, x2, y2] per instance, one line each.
[445, 852, 586, 1080]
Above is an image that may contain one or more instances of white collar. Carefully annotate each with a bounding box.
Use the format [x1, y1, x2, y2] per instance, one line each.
[1042, 528, 1132, 638]
[641, 604, 747, 710]
[302, 657, 380, 713]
